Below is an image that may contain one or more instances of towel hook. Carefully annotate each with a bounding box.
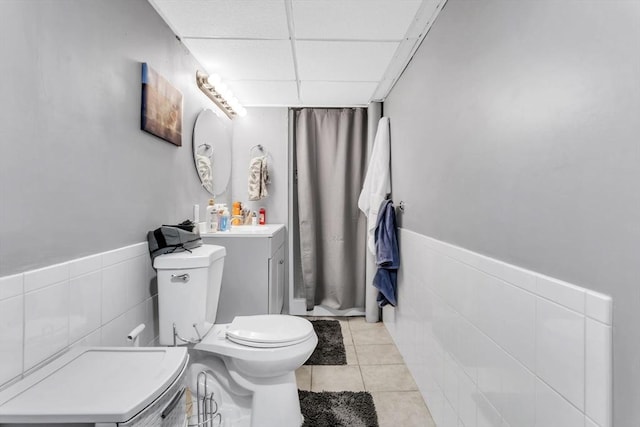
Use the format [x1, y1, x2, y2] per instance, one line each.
[250, 144, 266, 157]
[197, 143, 213, 158]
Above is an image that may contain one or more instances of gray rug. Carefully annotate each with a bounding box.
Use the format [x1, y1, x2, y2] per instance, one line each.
[299, 390, 379, 427]
[305, 320, 347, 365]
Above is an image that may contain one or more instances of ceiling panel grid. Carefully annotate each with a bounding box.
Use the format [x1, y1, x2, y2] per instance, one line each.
[148, 0, 446, 106]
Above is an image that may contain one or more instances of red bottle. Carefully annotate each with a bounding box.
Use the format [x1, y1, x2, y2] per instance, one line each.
[259, 207, 266, 225]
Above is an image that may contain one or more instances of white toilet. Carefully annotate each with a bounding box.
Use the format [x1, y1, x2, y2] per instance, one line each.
[154, 244, 317, 427]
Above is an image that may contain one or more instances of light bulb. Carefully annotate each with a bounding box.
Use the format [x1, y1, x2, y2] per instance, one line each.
[207, 73, 221, 86]
[228, 97, 240, 109]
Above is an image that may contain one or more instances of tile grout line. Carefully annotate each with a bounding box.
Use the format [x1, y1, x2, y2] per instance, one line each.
[297, 316, 437, 425]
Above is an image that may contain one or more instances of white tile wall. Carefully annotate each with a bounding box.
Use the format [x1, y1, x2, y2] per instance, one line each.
[501, 353, 535, 427]
[0, 295, 23, 386]
[23, 262, 69, 293]
[0, 274, 23, 300]
[383, 229, 613, 427]
[69, 270, 102, 343]
[585, 318, 613, 427]
[24, 280, 70, 370]
[536, 298, 585, 410]
[0, 242, 157, 389]
[477, 394, 501, 427]
[535, 379, 584, 427]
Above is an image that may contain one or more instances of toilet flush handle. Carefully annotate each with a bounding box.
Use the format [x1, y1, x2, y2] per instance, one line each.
[171, 273, 190, 282]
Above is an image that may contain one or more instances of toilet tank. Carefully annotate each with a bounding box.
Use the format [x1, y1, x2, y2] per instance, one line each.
[153, 245, 226, 345]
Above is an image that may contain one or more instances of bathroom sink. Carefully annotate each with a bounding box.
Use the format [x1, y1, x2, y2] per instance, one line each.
[202, 224, 284, 237]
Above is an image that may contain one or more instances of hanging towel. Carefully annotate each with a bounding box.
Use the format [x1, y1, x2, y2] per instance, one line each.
[248, 156, 269, 201]
[196, 154, 214, 193]
[358, 117, 391, 255]
[372, 199, 399, 307]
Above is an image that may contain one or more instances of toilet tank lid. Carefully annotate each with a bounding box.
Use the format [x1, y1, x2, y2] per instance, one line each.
[154, 244, 226, 269]
[0, 347, 188, 424]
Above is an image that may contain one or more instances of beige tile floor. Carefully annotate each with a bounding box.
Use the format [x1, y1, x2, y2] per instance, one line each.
[296, 316, 436, 427]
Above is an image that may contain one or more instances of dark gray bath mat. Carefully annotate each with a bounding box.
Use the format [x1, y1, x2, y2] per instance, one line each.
[299, 390, 379, 427]
[305, 320, 347, 365]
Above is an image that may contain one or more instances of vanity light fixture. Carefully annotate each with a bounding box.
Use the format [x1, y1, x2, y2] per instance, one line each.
[196, 70, 247, 119]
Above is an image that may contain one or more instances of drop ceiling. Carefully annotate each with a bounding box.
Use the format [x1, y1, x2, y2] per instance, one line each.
[149, 0, 446, 107]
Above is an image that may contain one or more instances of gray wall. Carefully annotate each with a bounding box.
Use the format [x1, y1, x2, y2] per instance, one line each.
[385, 1, 640, 425]
[0, 0, 228, 275]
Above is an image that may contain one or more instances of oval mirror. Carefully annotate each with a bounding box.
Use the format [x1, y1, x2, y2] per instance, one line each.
[192, 109, 232, 196]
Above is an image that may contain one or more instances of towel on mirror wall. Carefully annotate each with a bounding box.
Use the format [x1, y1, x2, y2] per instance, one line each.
[248, 156, 269, 201]
[196, 154, 214, 194]
[373, 199, 399, 307]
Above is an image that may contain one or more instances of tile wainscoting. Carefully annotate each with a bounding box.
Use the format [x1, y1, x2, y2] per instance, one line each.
[0, 242, 157, 388]
[383, 228, 612, 427]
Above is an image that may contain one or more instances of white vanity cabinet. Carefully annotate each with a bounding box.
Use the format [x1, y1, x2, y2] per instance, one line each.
[202, 224, 286, 323]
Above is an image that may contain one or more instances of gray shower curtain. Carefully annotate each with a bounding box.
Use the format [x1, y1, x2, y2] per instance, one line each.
[294, 108, 367, 311]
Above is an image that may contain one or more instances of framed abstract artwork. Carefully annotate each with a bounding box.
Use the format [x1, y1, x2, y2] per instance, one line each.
[141, 63, 183, 146]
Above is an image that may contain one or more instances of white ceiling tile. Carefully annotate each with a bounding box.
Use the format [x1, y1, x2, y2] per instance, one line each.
[300, 81, 378, 106]
[292, 0, 422, 40]
[150, 0, 289, 39]
[227, 81, 299, 106]
[296, 41, 399, 81]
[184, 39, 296, 80]
[149, 0, 442, 106]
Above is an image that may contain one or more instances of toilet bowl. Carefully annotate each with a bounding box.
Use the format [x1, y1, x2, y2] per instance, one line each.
[154, 245, 317, 427]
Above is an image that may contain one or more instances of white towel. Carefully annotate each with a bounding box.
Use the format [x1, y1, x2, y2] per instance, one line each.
[196, 154, 214, 193]
[358, 117, 391, 255]
[248, 156, 269, 201]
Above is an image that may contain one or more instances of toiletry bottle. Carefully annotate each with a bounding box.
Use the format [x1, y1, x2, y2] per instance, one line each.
[259, 207, 266, 225]
[217, 208, 224, 231]
[251, 211, 258, 226]
[232, 201, 242, 226]
[206, 199, 217, 233]
[221, 208, 230, 231]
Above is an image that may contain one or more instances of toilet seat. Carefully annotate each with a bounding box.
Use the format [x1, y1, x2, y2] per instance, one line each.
[226, 315, 315, 348]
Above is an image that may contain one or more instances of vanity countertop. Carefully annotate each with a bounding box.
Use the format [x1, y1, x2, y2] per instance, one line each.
[201, 223, 284, 238]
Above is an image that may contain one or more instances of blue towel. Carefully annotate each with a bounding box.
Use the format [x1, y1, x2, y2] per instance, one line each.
[372, 199, 399, 307]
